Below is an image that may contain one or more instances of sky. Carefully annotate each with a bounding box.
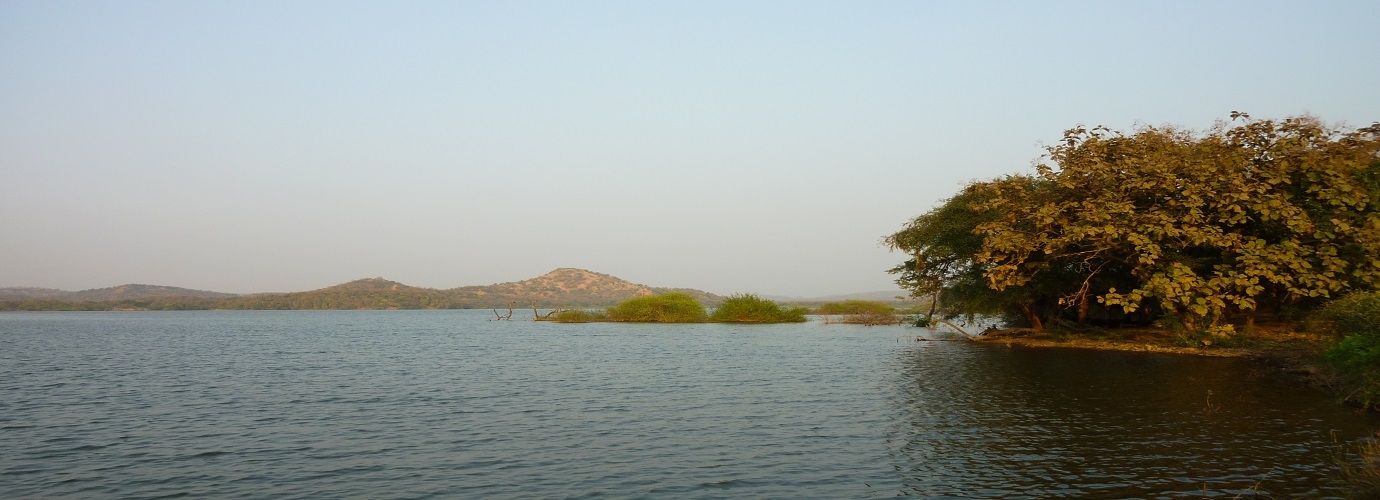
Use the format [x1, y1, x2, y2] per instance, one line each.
[2, 1, 1378, 297]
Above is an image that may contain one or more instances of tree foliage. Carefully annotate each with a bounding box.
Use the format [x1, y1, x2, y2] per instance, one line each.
[1320, 291, 1380, 409]
[888, 115, 1380, 333]
[886, 179, 1055, 326]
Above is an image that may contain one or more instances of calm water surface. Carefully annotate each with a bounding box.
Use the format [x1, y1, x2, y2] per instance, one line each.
[2, 310, 1376, 498]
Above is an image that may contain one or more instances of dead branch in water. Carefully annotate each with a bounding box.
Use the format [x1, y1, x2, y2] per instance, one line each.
[929, 318, 977, 341]
[493, 302, 515, 320]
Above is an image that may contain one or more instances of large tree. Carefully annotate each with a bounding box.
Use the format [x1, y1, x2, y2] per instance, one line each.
[889, 115, 1380, 333]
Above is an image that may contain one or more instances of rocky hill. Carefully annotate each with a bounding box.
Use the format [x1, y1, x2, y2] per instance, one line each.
[216, 278, 447, 310]
[2, 269, 724, 310]
[450, 268, 722, 308]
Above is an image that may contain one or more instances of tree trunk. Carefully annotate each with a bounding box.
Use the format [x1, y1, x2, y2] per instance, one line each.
[1021, 304, 1044, 331]
[1077, 294, 1090, 324]
[930, 318, 978, 341]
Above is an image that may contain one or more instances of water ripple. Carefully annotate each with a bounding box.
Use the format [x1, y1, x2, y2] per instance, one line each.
[1, 311, 1376, 498]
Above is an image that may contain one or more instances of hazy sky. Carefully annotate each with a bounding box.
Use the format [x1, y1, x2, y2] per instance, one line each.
[2, 1, 1378, 297]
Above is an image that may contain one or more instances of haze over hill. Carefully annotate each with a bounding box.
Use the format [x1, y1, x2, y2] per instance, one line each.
[451, 268, 720, 307]
[4, 2, 1377, 304]
[0, 269, 724, 310]
[762, 290, 913, 304]
[0, 284, 236, 302]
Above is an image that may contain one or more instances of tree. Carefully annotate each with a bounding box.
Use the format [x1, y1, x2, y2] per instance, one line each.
[884, 180, 1056, 327]
[967, 115, 1380, 333]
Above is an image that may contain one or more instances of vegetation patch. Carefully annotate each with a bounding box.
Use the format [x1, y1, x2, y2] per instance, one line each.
[814, 300, 900, 325]
[548, 309, 607, 323]
[824, 312, 903, 325]
[813, 300, 895, 316]
[884, 114, 1380, 335]
[709, 294, 808, 324]
[1319, 291, 1380, 410]
[1336, 432, 1380, 498]
[548, 293, 809, 324]
[604, 293, 708, 323]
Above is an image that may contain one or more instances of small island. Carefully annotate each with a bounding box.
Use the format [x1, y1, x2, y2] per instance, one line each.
[545, 293, 809, 324]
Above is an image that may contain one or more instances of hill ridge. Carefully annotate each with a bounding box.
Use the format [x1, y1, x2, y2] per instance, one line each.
[0, 284, 237, 301]
[1, 268, 722, 310]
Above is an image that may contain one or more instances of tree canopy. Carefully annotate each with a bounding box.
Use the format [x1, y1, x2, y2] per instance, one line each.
[887, 115, 1380, 334]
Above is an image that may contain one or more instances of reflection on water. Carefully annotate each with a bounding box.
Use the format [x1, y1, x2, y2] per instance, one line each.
[886, 342, 1379, 497]
[0, 311, 1375, 498]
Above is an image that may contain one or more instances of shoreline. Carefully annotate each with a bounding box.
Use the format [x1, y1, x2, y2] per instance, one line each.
[964, 327, 1347, 405]
[972, 333, 1269, 357]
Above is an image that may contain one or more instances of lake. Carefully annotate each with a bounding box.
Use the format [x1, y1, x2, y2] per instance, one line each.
[2, 310, 1376, 498]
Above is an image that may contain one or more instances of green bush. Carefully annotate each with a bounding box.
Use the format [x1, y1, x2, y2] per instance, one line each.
[605, 293, 708, 323]
[550, 309, 607, 323]
[1320, 291, 1380, 409]
[829, 311, 903, 326]
[813, 300, 896, 316]
[709, 294, 808, 323]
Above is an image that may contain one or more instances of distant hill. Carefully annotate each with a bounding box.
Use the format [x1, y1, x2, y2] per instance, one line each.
[67, 284, 238, 301]
[217, 278, 447, 310]
[450, 268, 723, 308]
[762, 290, 913, 304]
[0, 284, 236, 301]
[217, 269, 723, 310]
[0, 287, 70, 301]
[2, 269, 725, 311]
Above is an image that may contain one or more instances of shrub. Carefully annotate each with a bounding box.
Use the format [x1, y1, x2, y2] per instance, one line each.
[709, 294, 808, 323]
[827, 311, 903, 326]
[1320, 291, 1380, 409]
[813, 300, 896, 316]
[814, 300, 899, 324]
[550, 309, 606, 323]
[605, 293, 707, 323]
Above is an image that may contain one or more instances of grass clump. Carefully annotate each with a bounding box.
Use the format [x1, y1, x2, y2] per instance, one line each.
[1337, 432, 1380, 498]
[605, 293, 708, 323]
[709, 294, 808, 324]
[1319, 291, 1380, 410]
